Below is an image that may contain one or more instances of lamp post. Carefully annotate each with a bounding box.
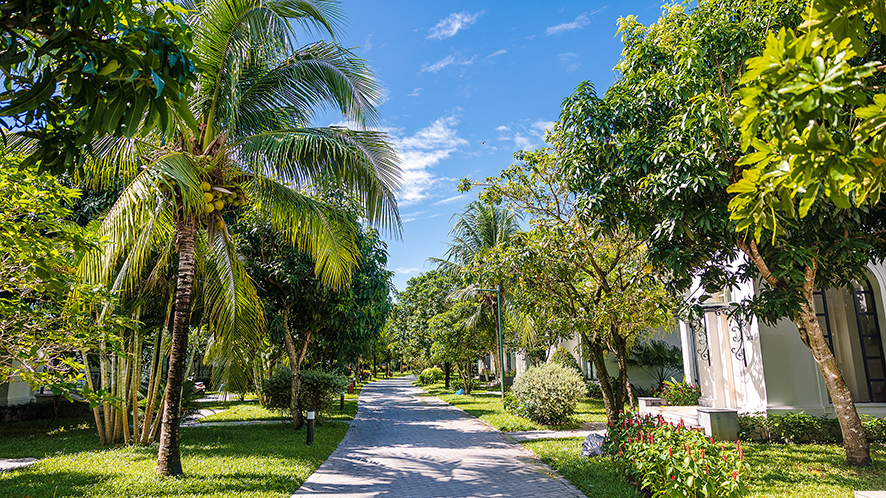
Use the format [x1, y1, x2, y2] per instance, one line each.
[478, 285, 505, 400]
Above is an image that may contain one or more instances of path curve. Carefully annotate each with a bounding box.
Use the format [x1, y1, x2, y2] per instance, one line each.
[291, 376, 585, 498]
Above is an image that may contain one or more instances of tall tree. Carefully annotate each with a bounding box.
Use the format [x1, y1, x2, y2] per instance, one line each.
[433, 201, 522, 383]
[557, 0, 883, 465]
[57, 0, 400, 476]
[238, 212, 392, 429]
[386, 269, 456, 379]
[463, 148, 677, 424]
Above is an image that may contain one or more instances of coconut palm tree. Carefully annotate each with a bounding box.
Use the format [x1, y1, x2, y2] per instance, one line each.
[432, 201, 522, 384]
[70, 0, 400, 476]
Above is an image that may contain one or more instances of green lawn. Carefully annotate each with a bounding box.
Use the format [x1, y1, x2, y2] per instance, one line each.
[0, 382, 371, 498]
[419, 382, 607, 431]
[522, 437, 886, 498]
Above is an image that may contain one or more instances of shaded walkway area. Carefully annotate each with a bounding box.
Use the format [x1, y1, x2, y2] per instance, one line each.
[291, 376, 585, 498]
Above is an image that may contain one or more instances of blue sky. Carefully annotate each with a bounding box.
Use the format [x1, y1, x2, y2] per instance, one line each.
[319, 1, 663, 291]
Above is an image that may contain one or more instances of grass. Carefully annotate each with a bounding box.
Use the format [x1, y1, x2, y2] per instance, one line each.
[419, 381, 607, 431]
[521, 437, 640, 498]
[520, 436, 886, 498]
[0, 383, 369, 498]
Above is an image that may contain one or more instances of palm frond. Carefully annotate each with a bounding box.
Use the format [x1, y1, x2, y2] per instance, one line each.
[232, 127, 401, 234]
[247, 176, 359, 289]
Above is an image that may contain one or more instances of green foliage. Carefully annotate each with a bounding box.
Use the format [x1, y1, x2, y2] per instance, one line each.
[738, 412, 886, 444]
[729, 0, 886, 233]
[260, 368, 348, 421]
[386, 269, 456, 368]
[417, 367, 444, 385]
[628, 340, 683, 389]
[655, 378, 702, 406]
[605, 412, 750, 498]
[508, 363, 586, 425]
[0, 0, 197, 173]
[0, 162, 133, 398]
[428, 301, 494, 394]
[550, 347, 583, 377]
[463, 149, 678, 424]
[585, 379, 603, 399]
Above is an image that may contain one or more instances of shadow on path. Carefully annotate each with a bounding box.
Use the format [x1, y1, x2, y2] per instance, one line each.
[291, 376, 585, 498]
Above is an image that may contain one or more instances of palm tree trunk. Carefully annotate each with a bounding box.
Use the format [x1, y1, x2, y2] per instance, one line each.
[156, 216, 197, 477]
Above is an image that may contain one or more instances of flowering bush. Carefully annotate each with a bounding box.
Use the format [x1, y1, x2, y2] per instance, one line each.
[509, 363, 586, 425]
[656, 378, 702, 406]
[605, 412, 750, 497]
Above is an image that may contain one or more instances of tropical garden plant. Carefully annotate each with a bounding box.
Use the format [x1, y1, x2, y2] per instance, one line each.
[3, 0, 401, 476]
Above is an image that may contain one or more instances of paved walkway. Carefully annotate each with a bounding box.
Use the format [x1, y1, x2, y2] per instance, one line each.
[291, 376, 585, 498]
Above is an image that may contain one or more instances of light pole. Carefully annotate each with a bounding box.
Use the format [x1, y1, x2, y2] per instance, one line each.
[478, 285, 505, 400]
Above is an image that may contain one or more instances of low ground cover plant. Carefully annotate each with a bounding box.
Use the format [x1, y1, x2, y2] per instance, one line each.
[655, 378, 702, 406]
[417, 367, 444, 385]
[506, 363, 585, 425]
[739, 412, 886, 444]
[605, 412, 749, 497]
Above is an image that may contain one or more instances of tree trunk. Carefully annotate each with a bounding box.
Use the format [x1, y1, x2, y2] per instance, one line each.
[156, 216, 197, 477]
[443, 362, 451, 389]
[589, 340, 621, 427]
[796, 300, 871, 466]
[282, 308, 312, 430]
[609, 329, 635, 411]
[739, 240, 870, 466]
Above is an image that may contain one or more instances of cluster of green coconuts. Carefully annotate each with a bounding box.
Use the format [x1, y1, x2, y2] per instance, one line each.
[202, 181, 246, 220]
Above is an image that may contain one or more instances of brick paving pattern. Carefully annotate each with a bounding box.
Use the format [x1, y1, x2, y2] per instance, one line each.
[291, 376, 586, 498]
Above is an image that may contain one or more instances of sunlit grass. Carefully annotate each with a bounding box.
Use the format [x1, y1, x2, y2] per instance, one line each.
[522, 437, 640, 498]
[521, 436, 886, 498]
[420, 382, 606, 431]
[198, 401, 286, 422]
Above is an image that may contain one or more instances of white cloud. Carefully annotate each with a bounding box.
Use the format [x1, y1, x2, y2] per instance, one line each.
[393, 267, 423, 275]
[486, 49, 507, 58]
[546, 9, 605, 36]
[432, 194, 468, 206]
[419, 54, 476, 74]
[514, 133, 534, 150]
[558, 52, 579, 63]
[389, 114, 469, 206]
[428, 11, 483, 40]
[532, 119, 556, 135]
[407, 87, 423, 97]
[362, 34, 373, 53]
[496, 125, 510, 132]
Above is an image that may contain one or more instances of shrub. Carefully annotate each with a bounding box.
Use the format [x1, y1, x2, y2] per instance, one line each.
[509, 363, 586, 425]
[260, 368, 348, 420]
[585, 379, 603, 399]
[655, 378, 702, 406]
[417, 367, 444, 385]
[550, 347, 583, 377]
[605, 412, 750, 498]
[738, 412, 885, 444]
[300, 369, 349, 419]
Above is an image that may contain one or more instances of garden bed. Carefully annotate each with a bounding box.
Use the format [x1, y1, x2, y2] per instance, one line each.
[523, 437, 886, 498]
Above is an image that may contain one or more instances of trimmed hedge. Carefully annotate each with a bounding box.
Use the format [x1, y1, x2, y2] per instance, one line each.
[739, 412, 886, 444]
[550, 347, 583, 377]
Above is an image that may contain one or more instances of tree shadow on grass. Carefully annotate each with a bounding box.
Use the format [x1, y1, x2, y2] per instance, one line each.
[0, 469, 111, 497]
